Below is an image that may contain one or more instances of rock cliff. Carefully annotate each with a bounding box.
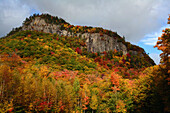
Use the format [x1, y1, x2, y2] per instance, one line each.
[22, 17, 128, 55]
[6, 13, 155, 65]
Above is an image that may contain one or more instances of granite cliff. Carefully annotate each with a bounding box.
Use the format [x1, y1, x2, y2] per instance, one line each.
[22, 17, 127, 55]
[7, 13, 155, 65]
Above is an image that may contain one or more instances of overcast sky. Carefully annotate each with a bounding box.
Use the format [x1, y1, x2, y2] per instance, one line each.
[0, 0, 170, 64]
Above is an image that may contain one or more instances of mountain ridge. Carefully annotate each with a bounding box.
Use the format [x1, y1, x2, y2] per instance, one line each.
[6, 13, 155, 66]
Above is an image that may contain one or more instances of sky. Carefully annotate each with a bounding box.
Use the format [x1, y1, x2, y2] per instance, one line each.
[0, 0, 170, 64]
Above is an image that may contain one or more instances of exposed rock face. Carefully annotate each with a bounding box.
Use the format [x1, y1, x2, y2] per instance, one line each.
[22, 17, 128, 55]
[81, 33, 127, 54]
[22, 17, 60, 34]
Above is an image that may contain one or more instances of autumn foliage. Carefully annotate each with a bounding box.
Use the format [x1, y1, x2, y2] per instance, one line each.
[154, 15, 170, 84]
[0, 14, 169, 112]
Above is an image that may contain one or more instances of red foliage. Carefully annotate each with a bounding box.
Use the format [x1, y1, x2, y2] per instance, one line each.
[114, 49, 118, 53]
[37, 101, 52, 111]
[21, 60, 27, 64]
[69, 25, 72, 28]
[59, 100, 65, 111]
[51, 51, 55, 55]
[76, 47, 82, 54]
[126, 53, 131, 57]
[27, 34, 31, 37]
[114, 68, 119, 72]
[94, 57, 101, 62]
[15, 48, 18, 52]
[8, 108, 14, 112]
[103, 51, 107, 55]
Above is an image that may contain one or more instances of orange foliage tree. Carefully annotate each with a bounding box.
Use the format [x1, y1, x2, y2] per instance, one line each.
[154, 15, 170, 83]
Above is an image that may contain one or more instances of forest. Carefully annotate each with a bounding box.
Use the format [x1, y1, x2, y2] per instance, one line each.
[0, 14, 169, 113]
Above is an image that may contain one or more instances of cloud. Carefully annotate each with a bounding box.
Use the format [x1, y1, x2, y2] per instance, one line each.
[0, 0, 30, 37]
[1, 0, 170, 43]
[140, 24, 169, 46]
[19, 0, 170, 43]
[149, 53, 160, 64]
[141, 37, 158, 46]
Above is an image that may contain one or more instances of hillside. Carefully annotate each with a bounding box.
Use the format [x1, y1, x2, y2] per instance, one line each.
[0, 14, 169, 113]
[7, 13, 155, 67]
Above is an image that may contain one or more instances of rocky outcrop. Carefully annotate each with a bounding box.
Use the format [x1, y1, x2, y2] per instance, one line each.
[22, 17, 60, 34]
[81, 33, 127, 54]
[22, 17, 128, 55]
